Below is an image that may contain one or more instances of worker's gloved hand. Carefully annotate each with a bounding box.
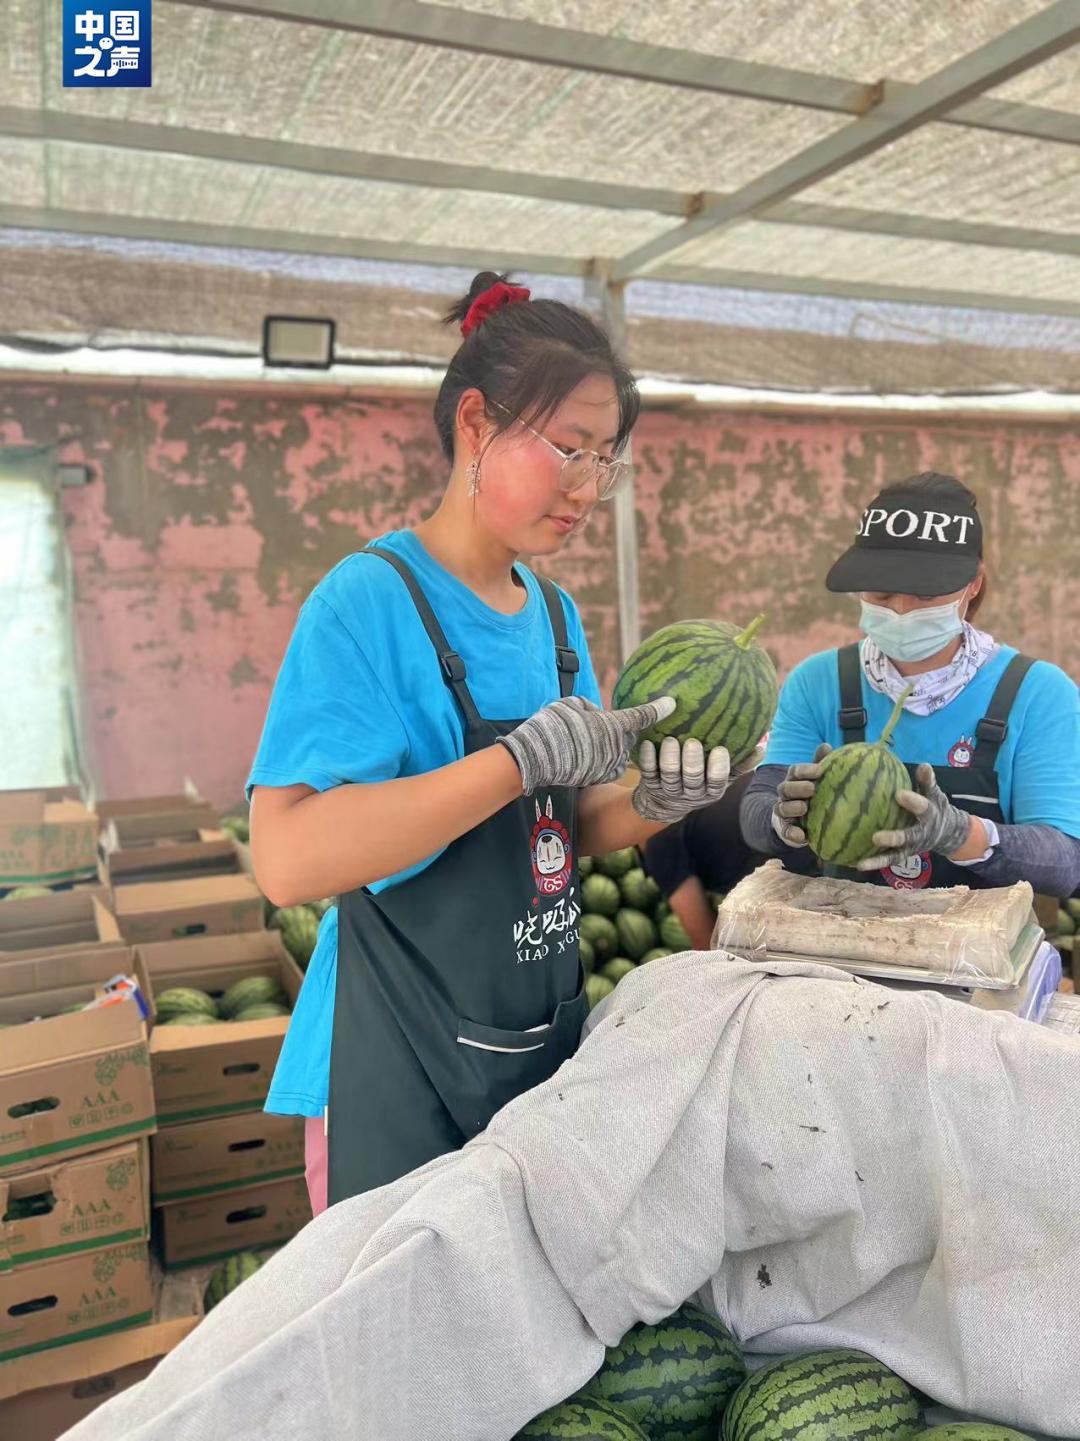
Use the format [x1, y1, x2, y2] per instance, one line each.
[632, 737, 765, 824]
[858, 763, 973, 871]
[499, 695, 676, 795]
[771, 744, 832, 848]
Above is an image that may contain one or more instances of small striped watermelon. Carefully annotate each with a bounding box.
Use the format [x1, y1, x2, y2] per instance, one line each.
[583, 875, 621, 918]
[596, 849, 639, 880]
[155, 987, 218, 1022]
[613, 617, 777, 767]
[584, 1304, 746, 1440]
[586, 974, 616, 1009]
[219, 974, 288, 1019]
[616, 908, 657, 961]
[804, 689, 911, 868]
[203, 1250, 264, 1312]
[518, 1396, 647, 1439]
[922, 1428, 1035, 1441]
[659, 913, 693, 952]
[723, 1348, 922, 1441]
[600, 958, 636, 984]
[580, 914, 618, 960]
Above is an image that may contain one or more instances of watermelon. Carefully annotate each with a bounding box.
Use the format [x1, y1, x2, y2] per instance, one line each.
[583, 875, 621, 918]
[1058, 908, 1076, 936]
[219, 975, 288, 1019]
[270, 905, 320, 969]
[220, 815, 250, 844]
[804, 690, 911, 868]
[155, 987, 218, 1023]
[518, 1396, 648, 1439]
[203, 1250, 264, 1312]
[586, 974, 616, 1010]
[601, 958, 636, 984]
[580, 937, 596, 974]
[723, 1348, 922, 1441]
[640, 948, 673, 964]
[585, 1303, 745, 1441]
[922, 1428, 1034, 1441]
[654, 900, 671, 922]
[3, 885, 51, 901]
[620, 868, 660, 912]
[596, 848, 639, 880]
[231, 1001, 291, 1022]
[616, 908, 658, 961]
[162, 1012, 224, 1026]
[659, 913, 693, 952]
[1067, 897, 1080, 922]
[613, 616, 777, 767]
[580, 856, 594, 880]
[580, 914, 619, 960]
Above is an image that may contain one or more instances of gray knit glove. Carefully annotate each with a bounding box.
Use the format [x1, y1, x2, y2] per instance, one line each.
[858, 763, 973, 872]
[771, 744, 832, 848]
[633, 736, 764, 824]
[499, 695, 676, 795]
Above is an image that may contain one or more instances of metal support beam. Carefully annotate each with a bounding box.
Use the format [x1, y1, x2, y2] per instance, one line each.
[593, 276, 641, 664]
[0, 204, 591, 278]
[612, 1, 1080, 280]
[4, 108, 1077, 259]
[3, 205, 1079, 322]
[170, 0, 1080, 148]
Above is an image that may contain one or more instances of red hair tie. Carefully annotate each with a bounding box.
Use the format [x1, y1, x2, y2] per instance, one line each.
[461, 281, 531, 337]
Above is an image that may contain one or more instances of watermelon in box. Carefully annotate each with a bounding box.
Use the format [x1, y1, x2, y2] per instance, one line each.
[613, 616, 777, 767]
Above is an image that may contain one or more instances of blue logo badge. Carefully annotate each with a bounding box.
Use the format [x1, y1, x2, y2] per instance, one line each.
[63, 1, 151, 88]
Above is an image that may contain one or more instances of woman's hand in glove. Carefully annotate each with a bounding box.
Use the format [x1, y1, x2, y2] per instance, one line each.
[771, 744, 832, 848]
[857, 763, 973, 871]
[633, 737, 764, 824]
[498, 695, 676, 795]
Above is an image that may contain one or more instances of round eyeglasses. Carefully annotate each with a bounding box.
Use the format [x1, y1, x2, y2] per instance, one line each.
[493, 403, 634, 501]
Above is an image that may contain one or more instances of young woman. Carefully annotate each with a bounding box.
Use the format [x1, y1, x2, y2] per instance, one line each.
[740, 472, 1080, 896]
[249, 273, 735, 1211]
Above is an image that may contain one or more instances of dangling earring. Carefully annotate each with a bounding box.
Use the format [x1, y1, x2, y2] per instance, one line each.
[466, 458, 480, 496]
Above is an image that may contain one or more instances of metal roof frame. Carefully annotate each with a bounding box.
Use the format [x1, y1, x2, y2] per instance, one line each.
[174, 0, 1080, 148]
[3, 107, 1078, 263]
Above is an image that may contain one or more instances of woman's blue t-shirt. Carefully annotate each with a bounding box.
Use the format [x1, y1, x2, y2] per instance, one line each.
[246, 530, 603, 1118]
[763, 645, 1080, 839]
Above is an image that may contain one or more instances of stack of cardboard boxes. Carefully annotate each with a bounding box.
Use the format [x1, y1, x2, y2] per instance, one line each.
[0, 793, 158, 1421]
[0, 787, 311, 1436]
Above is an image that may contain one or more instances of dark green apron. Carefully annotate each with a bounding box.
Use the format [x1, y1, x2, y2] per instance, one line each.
[327, 547, 588, 1204]
[829, 643, 1033, 890]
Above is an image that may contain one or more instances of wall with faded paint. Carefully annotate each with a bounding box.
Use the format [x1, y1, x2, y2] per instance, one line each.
[0, 378, 1075, 807]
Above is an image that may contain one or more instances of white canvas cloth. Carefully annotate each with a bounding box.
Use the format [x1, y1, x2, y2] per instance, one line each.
[62, 955, 1080, 1441]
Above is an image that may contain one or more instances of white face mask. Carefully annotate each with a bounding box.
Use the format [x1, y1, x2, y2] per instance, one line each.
[858, 595, 966, 663]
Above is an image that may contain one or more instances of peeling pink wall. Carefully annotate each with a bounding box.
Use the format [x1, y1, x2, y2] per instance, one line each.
[0, 379, 1075, 808]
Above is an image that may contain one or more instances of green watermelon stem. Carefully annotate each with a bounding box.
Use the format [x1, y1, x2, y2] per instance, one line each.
[734, 613, 766, 649]
[876, 683, 914, 749]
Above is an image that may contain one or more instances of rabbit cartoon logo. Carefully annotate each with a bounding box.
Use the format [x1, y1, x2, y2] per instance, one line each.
[948, 735, 976, 768]
[530, 797, 573, 897]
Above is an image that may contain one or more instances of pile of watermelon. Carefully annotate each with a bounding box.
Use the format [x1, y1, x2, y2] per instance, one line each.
[1051, 896, 1080, 969]
[517, 1308, 1036, 1441]
[580, 848, 723, 1010]
[155, 975, 292, 1026]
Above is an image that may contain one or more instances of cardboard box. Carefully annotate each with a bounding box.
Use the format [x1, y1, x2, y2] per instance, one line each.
[142, 932, 302, 1125]
[92, 782, 206, 824]
[156, 1174, 310, 1268]
[0, 1315, 198, 1436]
[108, 808, 223, 848]
[0, 951, 155, 1176]
[113, 873, 265, 946]
[103, 825, 241, 889]
[0, 791, 99, 890]
[150, 1112, 304, 1203]
[0, 1241, 153, 1362]
[1, 1141, 150, 1272]
[0, 891, 123, 963]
